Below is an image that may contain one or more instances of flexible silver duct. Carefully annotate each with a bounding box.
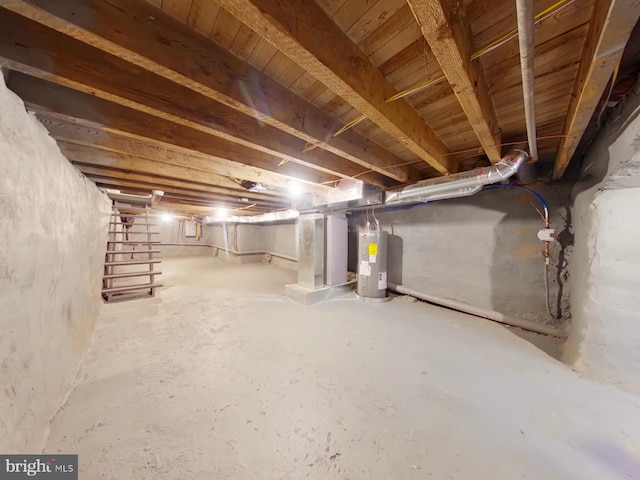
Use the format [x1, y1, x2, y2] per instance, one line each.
[384, 149, 529, 205]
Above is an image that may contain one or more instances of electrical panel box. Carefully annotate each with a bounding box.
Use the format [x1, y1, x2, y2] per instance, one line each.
[185, 220, 197, 238]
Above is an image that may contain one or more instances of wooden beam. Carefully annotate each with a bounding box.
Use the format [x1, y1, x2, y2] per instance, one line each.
[215, 0, 460, 174]
[407, 0, 502, 164]
[60, 143, 248, 194]
[554, 0, 640, 177]
[36, 116, 329, 196]
[0, 9, 400, 186]
[75, 167, 287, 207]
[0, 0, 414, 182]
[94, 182, 267, 215]
[61, 145, 287, 204]
[7, 72, 341, 186]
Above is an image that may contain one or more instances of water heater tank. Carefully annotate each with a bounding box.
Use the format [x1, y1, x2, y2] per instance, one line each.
[357, 228, 389, 301]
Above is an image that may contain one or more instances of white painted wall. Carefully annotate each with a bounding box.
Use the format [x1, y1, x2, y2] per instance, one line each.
[564, 94, 640, 393]
[0, 75, 110, 451]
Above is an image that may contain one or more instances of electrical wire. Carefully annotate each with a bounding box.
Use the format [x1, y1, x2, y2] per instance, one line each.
[529, 201, 546, 223]
[482, 184, 560, 320]
[470, 0, 574, 60]
[311, 0, 575, 144]
[482, 184, 549, 224]
[386, 75, 448, 103]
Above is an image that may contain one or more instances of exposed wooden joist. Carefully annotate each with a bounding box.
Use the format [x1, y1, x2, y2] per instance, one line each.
[554, 0, 640, 177]
[407, 0, 502, 164]
[61, 143, 246, 194]
[0, 9, 398, 187]
[7, 72, 342, 186]
[74, 164, 287, 208]
[36, 116, 329, 196]
[61, 144, 286, 204]
[99, 181, 257, 215]
[0, 0, 414, 182]
[80, 169, 286, 208]
[215, 0, 461, 174]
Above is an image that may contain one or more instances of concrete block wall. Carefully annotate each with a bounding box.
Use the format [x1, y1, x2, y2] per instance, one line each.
[0, 75, 111, 451]
[564, 93, 640, 394]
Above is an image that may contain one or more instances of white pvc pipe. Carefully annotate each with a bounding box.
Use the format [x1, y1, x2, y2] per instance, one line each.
[516, 0, 538, 161]
[210, 244, 297, 262]
[388, 282, 565, 337]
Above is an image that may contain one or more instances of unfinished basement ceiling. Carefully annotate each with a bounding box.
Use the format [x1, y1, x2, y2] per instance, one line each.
[0, 0, 635, 216]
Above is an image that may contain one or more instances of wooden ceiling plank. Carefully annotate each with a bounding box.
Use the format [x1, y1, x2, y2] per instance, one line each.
[331, 0, 376, 32]
[98, 189, 281, 215]
[484, 23, 589, 94]
[80, 172, 285, 207]
[208, 7, 242, 49]
[228, 24, 261, 60]
[246, 37, 278, 70]
[76, 164, 286, 207]
[407, 0, 502, 164]
[359, 4, 418, 58]
[0, 13, 396, 185]
[60, 142, 266, 196]
[215, 0, 461, 174]
[36, 115, 325, 195]
[368, 13, 423, 67]
[554, 0, 640, 177]
[0, 0, 413, 182]
[8, 72, 344, 186]
[73, 167, 288, 207]
[187, 0, 221, 37]
[315, 0, 347, 18]
[379, 39, 425, 77]
[346, 0, 406, 46]
[162, 0, 192, 24]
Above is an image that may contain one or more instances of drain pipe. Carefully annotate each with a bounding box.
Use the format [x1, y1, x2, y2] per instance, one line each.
[384, 150, 529, 205]
[387, 282, 565, 337]
[516, 0, 538, 161]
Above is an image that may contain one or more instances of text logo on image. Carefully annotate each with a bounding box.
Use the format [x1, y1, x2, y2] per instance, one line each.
[0, 455, 77, 479]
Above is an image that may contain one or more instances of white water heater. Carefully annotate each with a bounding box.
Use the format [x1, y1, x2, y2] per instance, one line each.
[357, 228, 389, 301]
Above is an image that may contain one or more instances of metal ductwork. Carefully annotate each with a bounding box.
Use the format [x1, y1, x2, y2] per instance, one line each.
[384, 150, 529, 206]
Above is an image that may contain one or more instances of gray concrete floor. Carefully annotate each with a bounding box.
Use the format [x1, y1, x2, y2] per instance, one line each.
[46, 257, 640, 479]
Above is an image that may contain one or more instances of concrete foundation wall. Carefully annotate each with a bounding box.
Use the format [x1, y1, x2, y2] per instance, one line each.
[348, 185, 571, 330]
[158, 220, 210, 257]
[205, 222, 297, 269]
[125, 219, 212, 257]
[564, 93, 640, 393]
[263, 222, 297, 259]
[0, 76, 110, 451]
